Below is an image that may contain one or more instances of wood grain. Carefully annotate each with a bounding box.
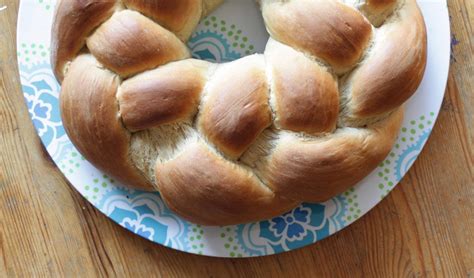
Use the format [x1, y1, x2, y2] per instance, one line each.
[0, 0, 472, 276]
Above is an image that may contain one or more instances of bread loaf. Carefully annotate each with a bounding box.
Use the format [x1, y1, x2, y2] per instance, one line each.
[51, 0, 427, 225]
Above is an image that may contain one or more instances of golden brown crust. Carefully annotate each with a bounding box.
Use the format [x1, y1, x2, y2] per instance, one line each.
[118, 59, 210, 131]
[266, 39, 339, 134]
[51, 0, 116, 81]
[266, 109, 404, 202]
[86, 10, 190, 77]
[60, 55, 154, 191]
[347, 0, 427, 119]
[367, 0, 398, 11]
[357, 0, 398, 26]
[155, 142, 298, 225]
[199, 56, 272, 158]
[261, 0, 373, 73]
[52, 0, 428, 225]
[202, 0, 224, 14]
[122, 0, 202, 41]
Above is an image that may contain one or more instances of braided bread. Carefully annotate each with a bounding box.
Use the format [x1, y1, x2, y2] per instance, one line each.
[51, 0, 427, 225]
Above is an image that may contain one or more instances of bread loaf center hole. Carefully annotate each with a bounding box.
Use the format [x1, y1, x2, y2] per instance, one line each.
[188, 0, 268, 62]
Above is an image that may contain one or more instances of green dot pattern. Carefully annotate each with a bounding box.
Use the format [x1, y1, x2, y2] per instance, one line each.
[219, 227, 244, 257]
[17, 42, 50, 64]
[82, 173, 112, 202]
[187, 225, 206, 254]
[378, 113, 435, 200]
[395, 113, 435, 149]
[343, 187, 360, 222]
[58, 149, 112, 202]
[59, 151, 84, 175]
[201, 16, 256, 55]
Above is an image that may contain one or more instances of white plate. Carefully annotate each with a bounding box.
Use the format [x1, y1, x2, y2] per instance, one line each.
[17, 0, 450, 257]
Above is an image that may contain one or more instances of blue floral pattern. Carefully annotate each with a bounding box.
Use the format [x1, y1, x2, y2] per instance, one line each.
[188, 30, 241, 62]
[269, 207, 311, 240]
[395, 131, 432, 181]
[236, 196, 347, 256]
[123, 218, 156, 240]
[99, 189, 189, 249]
[21, 63, 64, 148]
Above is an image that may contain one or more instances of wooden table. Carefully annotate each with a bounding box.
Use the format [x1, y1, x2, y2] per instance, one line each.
[1, 0, 472, 276]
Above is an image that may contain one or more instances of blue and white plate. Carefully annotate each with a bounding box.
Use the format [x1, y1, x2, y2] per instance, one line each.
[17, 0, 450, 257]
